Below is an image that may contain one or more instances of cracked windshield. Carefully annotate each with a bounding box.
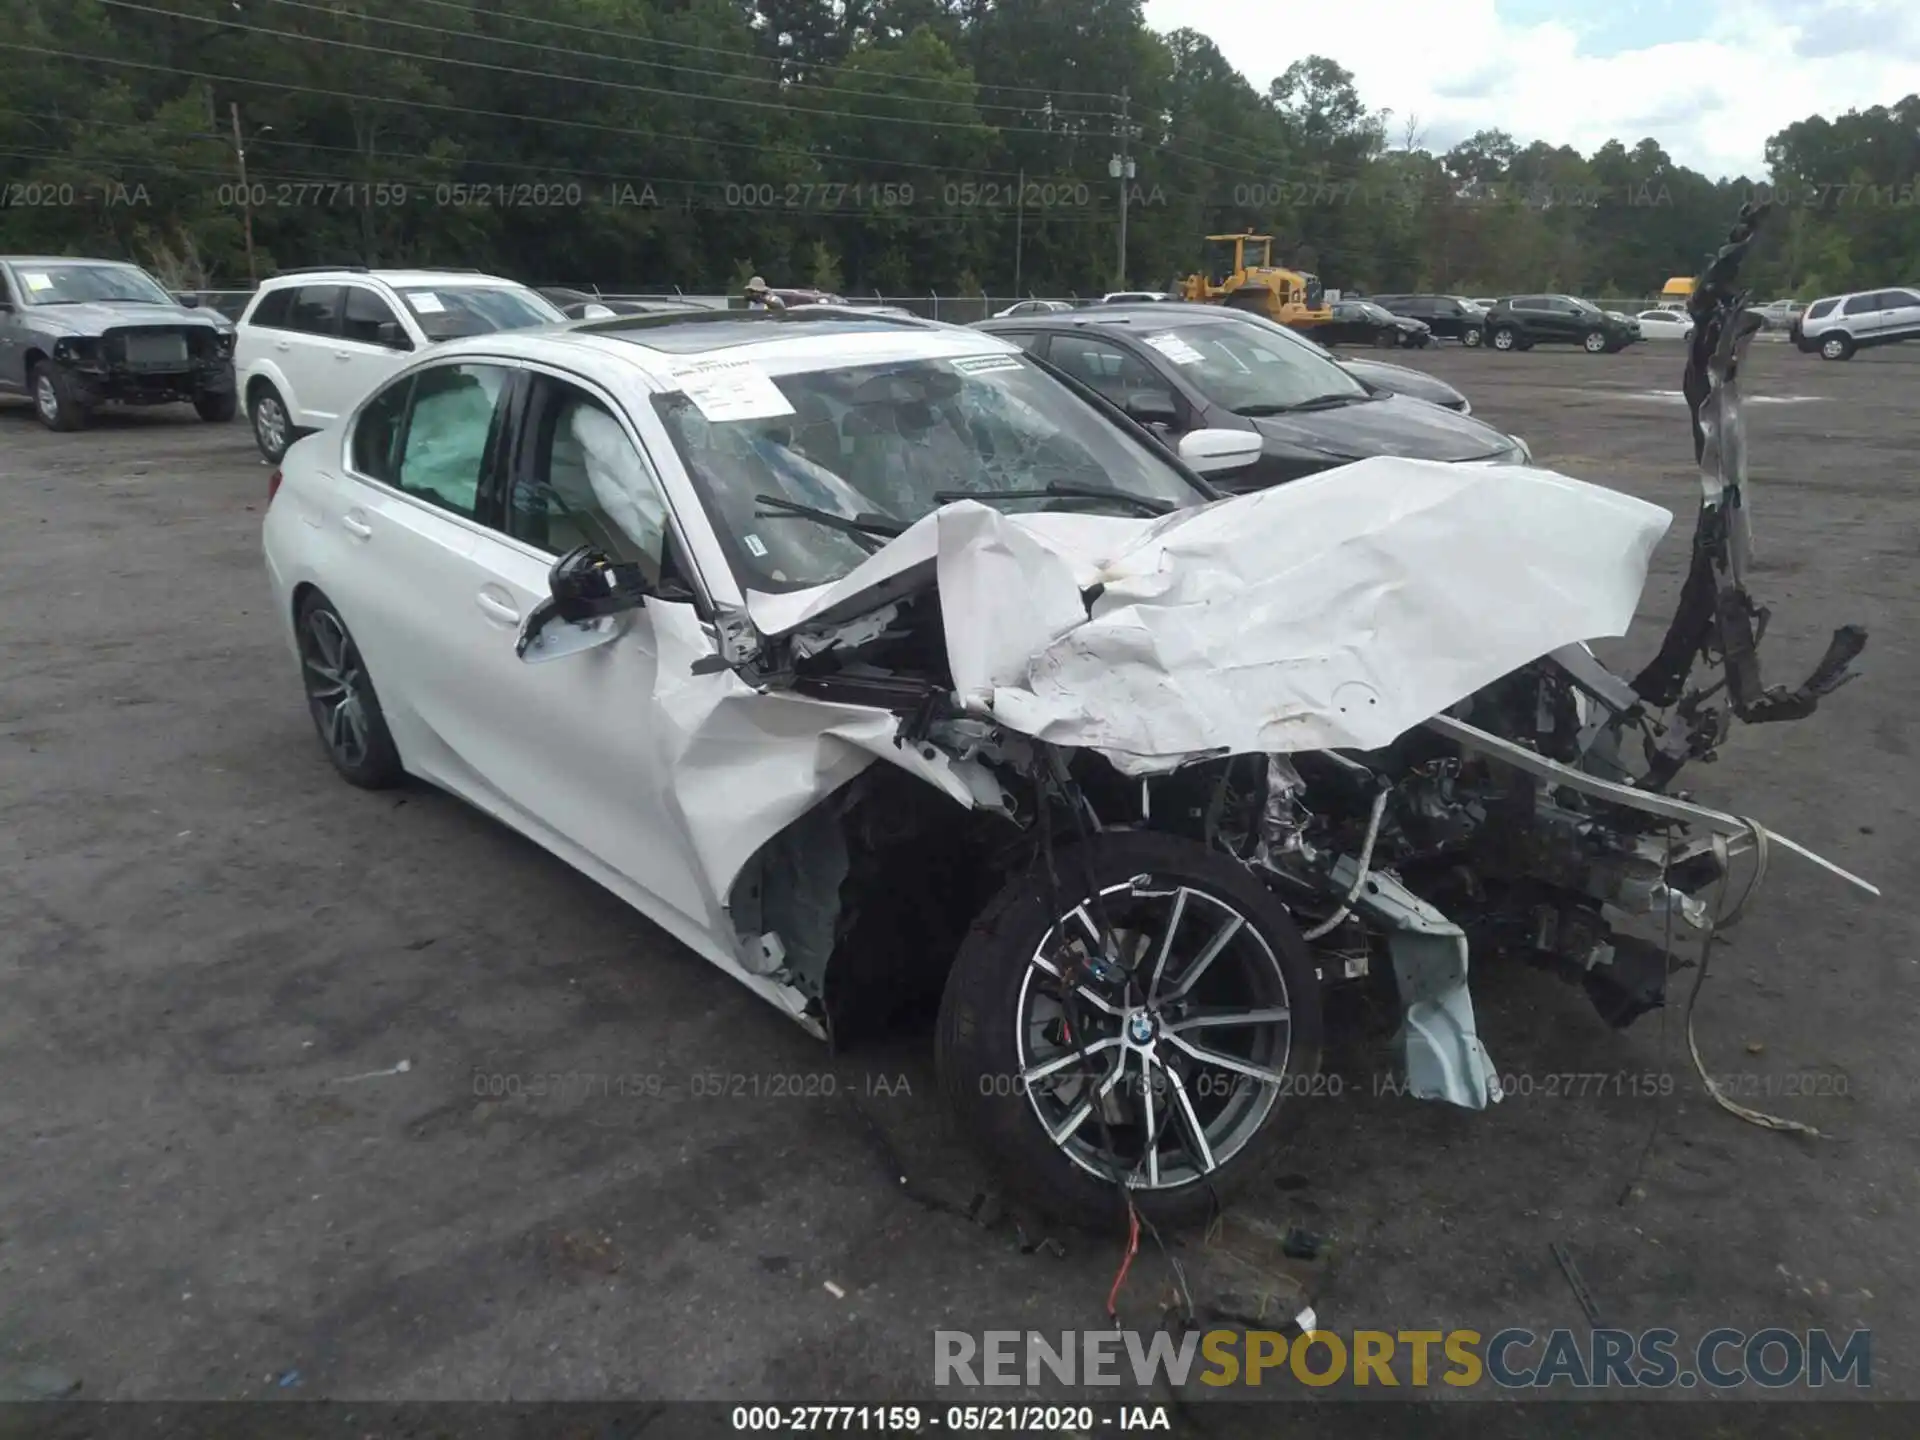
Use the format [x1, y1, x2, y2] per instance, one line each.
[652, 352, 1205, 591]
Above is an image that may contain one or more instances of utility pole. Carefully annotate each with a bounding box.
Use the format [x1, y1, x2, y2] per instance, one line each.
[1109, 89, 1136, 290]
[1013, 166, 1025, 297]
[229, 102, 258, 287]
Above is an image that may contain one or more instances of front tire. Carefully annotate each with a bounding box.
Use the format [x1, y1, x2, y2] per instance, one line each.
[937, 830, 1323, 1230]
[194, 389, 238, 422]
[1462, 327, 1484, 348]
[251, 383, 294, 462]
[294, 592, 404, 789]
[1583, 330, 1609, 353]
[31, 362, 86, 432]
[1820, 333, 1854, 361]
[1491, 325, 1519, 352]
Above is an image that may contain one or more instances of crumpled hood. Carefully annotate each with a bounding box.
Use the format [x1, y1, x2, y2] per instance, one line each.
[1249, 393, 1511, 462]
[23, 301, 225, 334]
[755, 455, 1672, 775]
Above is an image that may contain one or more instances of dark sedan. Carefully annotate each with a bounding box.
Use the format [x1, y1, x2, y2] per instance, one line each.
[538, 287, 703, 319]
[975, 306, 1529, 492]
[1317, 298, 1432, 348]
[1196, 302, 1475, 412]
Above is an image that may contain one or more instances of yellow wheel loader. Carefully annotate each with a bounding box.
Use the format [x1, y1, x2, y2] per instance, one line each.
[1177, 233, 1334, 331]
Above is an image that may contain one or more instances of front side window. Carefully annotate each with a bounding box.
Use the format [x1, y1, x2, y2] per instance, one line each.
[1840, 292, 1884, 316]
[7, 261, 173, 306]
[393, 363, 511, 517]
[340, 287, 410, 349]
[651, 352, 1207, 593]
[395, 286, 563, 342]
[1046, 334, 1165, 401]
[507, 380, 672, 582]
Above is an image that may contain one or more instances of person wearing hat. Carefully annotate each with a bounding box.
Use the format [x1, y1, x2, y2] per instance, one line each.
[744, 276, 786, 311]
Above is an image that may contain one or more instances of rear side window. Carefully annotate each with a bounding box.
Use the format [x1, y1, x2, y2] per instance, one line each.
[1886, 290, 1920, 309]
[247, 287, 293, 329]
[1805, 298, 1838, 320]
[352, 376, 413, 482]
[393, 363, 511, 518]
[288, 285, 343, 336]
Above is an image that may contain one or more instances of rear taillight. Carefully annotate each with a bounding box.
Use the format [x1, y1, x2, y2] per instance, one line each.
[267, 468, 283, 504]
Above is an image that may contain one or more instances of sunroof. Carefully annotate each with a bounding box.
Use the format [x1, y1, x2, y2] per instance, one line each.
[588, 311, 921, 354]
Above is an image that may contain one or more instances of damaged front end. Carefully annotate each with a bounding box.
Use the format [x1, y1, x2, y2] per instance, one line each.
[656, 210, 1870, 1220]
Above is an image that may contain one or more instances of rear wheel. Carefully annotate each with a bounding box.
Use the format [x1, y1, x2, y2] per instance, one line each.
[295, 592, 404, 789]
[31, 362, 86, 431]
[1819, 332, 1854, 361]
[937, 830, 1323, 1230]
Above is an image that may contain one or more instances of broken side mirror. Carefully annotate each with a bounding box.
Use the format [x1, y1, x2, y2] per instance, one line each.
[1124, 389, 1180, 427]
[1178, 427, 1266, 475]
[517, 544, 649, 663]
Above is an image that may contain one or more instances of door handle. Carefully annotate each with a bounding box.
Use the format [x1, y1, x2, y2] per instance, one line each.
[475, 591, 520, 625]
[341, 512, 373, 539]
[334, 350, 352, 360]
[274, 341, 291, 352]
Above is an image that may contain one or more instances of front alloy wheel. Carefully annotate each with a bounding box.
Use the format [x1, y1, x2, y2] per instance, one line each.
[938, 831, 1322, 1228]
[1583, 330, 1609, 353]
[1462, 328, 1484, 348]
[1491, 326, 1518, 351]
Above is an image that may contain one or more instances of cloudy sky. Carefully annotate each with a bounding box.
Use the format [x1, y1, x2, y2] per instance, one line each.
[1142, 0, 1920, 181]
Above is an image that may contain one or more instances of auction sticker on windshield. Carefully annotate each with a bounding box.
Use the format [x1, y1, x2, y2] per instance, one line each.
[407, 292, 446, 314]
[666, 357, 796, 422]
[1143, 333, 1204, 365]
[951, 354, 1023, 374]
[21, 271, 52, 292]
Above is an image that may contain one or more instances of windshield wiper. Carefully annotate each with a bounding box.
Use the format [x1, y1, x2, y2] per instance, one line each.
[1233, 393, 1372, 416]
[932, 483, 1173, 517]
[753, 494, 904, 551]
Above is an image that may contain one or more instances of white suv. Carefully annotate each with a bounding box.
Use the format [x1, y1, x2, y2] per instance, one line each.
[234, 267, 564, 460]
[1792, 286, 1920, 361]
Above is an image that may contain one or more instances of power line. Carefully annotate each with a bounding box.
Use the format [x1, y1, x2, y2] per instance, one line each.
[0, 43, 1029, 180]
[102, 1, 1098, 140]
[238, 0, 1107, 123]
[394, 0, 1124, 103]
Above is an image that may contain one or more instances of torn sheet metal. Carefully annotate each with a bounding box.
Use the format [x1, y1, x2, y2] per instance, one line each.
[645, 604, 980, 944]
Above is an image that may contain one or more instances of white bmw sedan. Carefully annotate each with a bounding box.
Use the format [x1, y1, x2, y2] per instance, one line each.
[263, 308, 1689, 1227]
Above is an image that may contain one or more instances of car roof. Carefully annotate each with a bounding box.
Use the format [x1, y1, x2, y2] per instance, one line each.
[983, 302, 1243, 333]
[259, 268, 524, 289]
[418, 310, 1020, 389]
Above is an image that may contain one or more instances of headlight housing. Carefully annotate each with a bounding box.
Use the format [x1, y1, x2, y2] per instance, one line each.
[1512, 434, 1533, 464]
[51, 336, 98, 364]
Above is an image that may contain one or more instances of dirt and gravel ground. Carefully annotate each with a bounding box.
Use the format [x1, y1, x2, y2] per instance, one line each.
[1, 338, 1914, 1417]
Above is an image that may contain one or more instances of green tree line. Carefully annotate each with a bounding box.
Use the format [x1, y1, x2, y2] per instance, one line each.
[1, 0, 1915, 299]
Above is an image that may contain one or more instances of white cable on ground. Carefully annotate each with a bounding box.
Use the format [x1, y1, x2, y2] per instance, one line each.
[1682, 818, 1820, 1136]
